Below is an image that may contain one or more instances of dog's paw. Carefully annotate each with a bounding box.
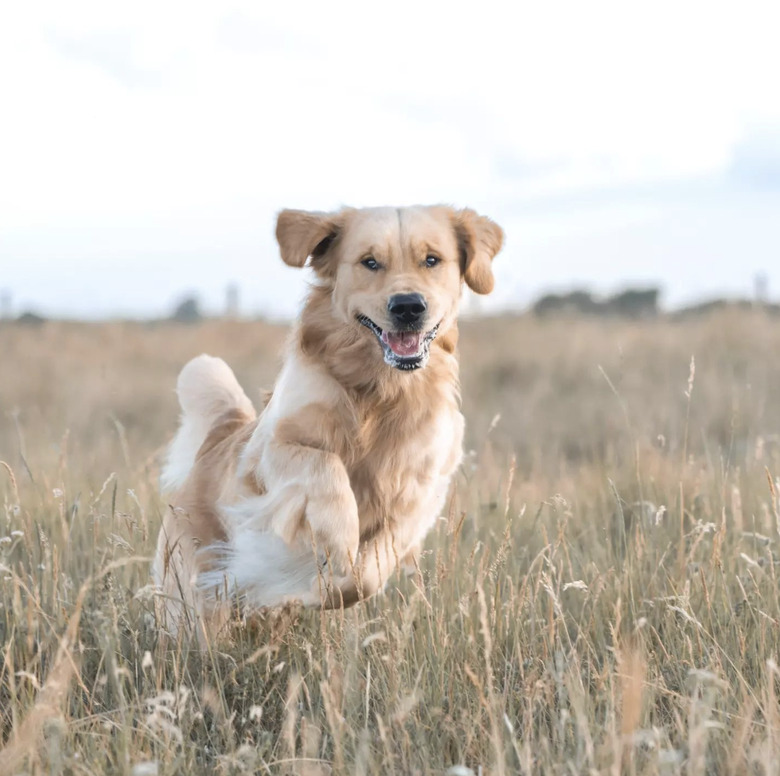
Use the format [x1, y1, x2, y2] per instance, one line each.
[304, 491, 360, 576]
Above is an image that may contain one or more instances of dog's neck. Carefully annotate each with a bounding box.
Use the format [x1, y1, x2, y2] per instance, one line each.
[296, 285, 460, 404]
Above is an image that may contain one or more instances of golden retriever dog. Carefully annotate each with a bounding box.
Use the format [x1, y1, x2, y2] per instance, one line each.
[153, 205, 503, 635]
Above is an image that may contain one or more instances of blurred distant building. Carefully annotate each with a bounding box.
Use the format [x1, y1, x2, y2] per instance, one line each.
[0, 289, 10, 320]
[225, 283, 240, 319]
[754, 272, 769, 305]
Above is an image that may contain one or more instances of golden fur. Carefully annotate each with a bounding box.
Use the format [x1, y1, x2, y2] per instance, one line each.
[153, 205, 503, 636]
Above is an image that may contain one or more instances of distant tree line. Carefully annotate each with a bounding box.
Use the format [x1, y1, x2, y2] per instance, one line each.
[532, 287, 661, 318]
[3, 284, 779, 324]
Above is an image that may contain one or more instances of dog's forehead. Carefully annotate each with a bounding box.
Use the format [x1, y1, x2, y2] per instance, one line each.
[341, 207, 455, 254]
[342, 208, 397, 247]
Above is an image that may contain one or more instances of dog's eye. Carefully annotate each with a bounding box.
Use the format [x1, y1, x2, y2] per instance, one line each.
[361, 257, 380, 271]
[425, 255, 440, 268]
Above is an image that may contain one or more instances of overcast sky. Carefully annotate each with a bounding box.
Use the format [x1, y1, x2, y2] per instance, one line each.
[1, 0, 779, 319]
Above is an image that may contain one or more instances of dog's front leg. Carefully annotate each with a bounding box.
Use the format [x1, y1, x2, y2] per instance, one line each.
[257, 433, 360, 576]
[317, 524, 420, 608]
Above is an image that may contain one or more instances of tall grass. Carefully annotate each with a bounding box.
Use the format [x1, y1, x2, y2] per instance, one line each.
[1, 309, 779, 774]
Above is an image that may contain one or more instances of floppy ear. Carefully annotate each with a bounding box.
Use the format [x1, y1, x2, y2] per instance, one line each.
[452, 209, 504, 294]
[275, 209, 344, 268]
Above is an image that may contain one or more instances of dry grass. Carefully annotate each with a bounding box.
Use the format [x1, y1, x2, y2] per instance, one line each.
[1, 309, 780, 775]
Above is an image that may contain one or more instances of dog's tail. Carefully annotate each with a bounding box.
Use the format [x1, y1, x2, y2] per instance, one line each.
[161, 354, 256, 493]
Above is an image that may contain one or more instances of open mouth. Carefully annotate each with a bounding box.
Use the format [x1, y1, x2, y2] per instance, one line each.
[357, 315, 440, 371]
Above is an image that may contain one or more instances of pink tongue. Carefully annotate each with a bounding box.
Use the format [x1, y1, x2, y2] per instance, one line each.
[382, 330, 422, 357]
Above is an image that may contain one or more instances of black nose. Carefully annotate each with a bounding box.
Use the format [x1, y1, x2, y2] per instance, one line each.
[387, 293, 428, 327]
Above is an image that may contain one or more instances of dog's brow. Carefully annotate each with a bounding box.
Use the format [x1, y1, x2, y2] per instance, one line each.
[356, 246, 378, 261]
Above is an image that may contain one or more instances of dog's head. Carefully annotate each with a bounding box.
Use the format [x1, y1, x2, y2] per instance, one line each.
[276, 206, 503, 371]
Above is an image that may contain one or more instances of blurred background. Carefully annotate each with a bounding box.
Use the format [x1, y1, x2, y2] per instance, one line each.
[2, 0, 779, 321]
[3, 7, 780, 769]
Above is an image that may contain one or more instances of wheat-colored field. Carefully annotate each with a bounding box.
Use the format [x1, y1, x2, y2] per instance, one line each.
[1, 309, 780, 775]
